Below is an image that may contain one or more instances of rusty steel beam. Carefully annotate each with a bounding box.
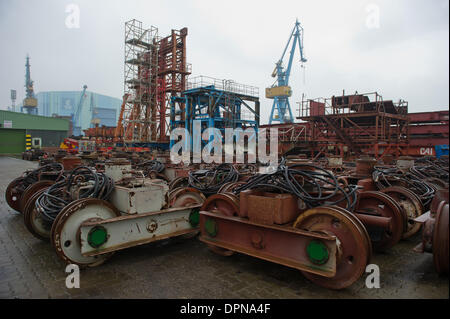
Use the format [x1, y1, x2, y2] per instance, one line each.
[408, 111, 449, 124]
[199, 210, 338, 278]
[409, 125, 449, 135]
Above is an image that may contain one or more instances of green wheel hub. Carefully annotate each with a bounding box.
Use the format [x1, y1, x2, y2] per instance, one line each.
[306, 240, 329, 265]
[87, 226, 108, 248]
[189, 208, 200, 227]
[204, 218, 217, 237]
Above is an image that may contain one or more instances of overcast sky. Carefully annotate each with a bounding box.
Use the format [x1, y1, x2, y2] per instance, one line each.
[0, 0, 448, 124]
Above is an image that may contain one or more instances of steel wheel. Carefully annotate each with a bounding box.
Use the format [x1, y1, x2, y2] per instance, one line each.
[5, 177, 25, 213]
[293, 206, 371, 290]
[51, 198, 120, 267]
[168, 177, 189, 191]
[169, 187, 206, 239]
[331, 205, 372, 260]
[23, 188, 52, 241]
[201, 193, 240, 217]
[20, 180, 55, 213]
[169, 187, 206, 208]
[381, 186, 424, 239]
[433, 202, 449, 275]
[355, 191, 404, 251]
[50, 200, 83, 247]
[201, 193, 240, 257]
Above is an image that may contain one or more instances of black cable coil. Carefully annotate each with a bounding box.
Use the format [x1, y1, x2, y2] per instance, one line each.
[36, 166, 115, 223]
[372, 166, 435, 206]
[17, 163, 65, 193]
[188, 163, 240, 196]
[233, 158, 358, 211]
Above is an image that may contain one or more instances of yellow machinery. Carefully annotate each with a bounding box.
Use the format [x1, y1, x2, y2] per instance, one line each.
[265, 86, 292, 99]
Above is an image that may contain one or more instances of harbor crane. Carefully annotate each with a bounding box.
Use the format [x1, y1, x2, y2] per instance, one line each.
[267, 19, 307, 124]
[22, 55, 38, 115]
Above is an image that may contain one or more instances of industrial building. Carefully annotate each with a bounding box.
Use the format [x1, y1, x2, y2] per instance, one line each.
[0, 110, 69, 154]
[7, 55, 121, 138]
[36, 90, 121, 136]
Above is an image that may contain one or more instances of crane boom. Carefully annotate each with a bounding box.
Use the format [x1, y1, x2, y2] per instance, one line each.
[72, 85, 88, 136]
[267, 19, 306, 124]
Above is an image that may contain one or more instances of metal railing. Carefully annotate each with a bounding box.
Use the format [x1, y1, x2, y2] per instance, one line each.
[187, 76, 259, 98]
[297, 92, 408, 118]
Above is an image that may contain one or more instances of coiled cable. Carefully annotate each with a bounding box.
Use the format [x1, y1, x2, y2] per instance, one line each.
[233, 158, 358, 211]
[36, 166, 114, 223]
[188, 163, 239, 195]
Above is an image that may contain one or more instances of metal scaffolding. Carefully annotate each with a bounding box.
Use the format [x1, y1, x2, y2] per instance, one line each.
[123, 19, 159, 143]
[121, 19, 190, 145]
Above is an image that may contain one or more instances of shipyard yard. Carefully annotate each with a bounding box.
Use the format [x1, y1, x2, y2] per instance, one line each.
[0, 156, 448, 299]
[0, 157, 448, 299]
[0, 0, 448, 304]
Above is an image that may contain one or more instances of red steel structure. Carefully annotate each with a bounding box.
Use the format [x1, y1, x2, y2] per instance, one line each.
[259, 122, 310, 156]
[262, 93, 448, 159]
[156, 28, 191, 143]
[120, 19, 190, 145]
[83, 125, 116, 145]
[407, 110, 449, 156]
[296, 91, 410, 160]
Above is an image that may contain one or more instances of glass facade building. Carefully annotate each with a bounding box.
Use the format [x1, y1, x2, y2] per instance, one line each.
[35, 91, 121, 135]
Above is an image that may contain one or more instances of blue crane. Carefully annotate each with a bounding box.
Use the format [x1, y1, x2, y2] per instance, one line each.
[72, 85, 88, 136]
[267, 19, 306, 124]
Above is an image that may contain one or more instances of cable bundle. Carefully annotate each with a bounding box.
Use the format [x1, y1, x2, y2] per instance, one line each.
[410, 157, 449, 183]
[19, 163, 64, 192]
[372, 166, 435, 206]
[234, 159, 358, 211]
[36, 166, 115, 223]
[188, 163, 239, 195]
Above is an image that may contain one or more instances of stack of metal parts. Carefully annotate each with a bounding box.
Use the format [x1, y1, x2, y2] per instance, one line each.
[5, 163, 64, 213]
[195, 155, 448, 289]
[23, 166, 115, 241]
[4, 153, 448, 290]
[35, 166, 115, 222]
[5, 159, 205, 268]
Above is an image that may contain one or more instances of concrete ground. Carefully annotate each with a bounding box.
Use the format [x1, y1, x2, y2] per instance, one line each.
[0, 156, 448, 299]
